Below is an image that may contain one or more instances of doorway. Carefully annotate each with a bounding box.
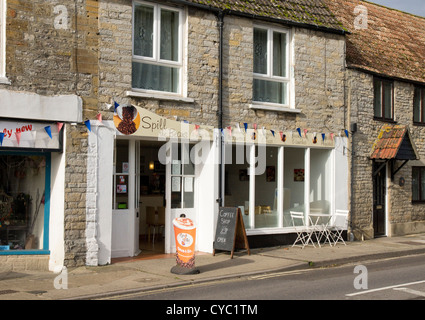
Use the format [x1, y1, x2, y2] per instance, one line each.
[138, 140, 167, 256]
[373, 162, 387, 237]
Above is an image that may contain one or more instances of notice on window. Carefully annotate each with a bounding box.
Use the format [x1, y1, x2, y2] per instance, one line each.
[172, 176, 181, 192]
[172, 160, 181, 175]
[184, 177, 193, 192]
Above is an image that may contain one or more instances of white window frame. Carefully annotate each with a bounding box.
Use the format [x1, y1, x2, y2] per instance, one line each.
[0, 0, 9, 84]
[131, 0, 185, 96]
[251, 25, 295, 112]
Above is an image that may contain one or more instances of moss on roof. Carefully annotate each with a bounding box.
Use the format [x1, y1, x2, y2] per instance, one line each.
[183, 0, 346, 32]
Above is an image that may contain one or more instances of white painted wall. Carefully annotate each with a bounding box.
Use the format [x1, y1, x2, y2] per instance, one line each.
[49, 128, 66, 272]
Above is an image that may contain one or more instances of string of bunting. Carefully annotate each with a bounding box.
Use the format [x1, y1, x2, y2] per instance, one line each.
[2, 100, 350, 147]
[0, 122, 65, 146]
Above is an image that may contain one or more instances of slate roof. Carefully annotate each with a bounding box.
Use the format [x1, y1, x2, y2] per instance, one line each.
[323, 0, 425, 85]
[179, 0, 346, 33]
[370, 125, 419, 160]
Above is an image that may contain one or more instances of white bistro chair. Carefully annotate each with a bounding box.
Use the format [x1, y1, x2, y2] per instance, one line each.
[329, 210, 349, 246]
[290, 211, 316, 249]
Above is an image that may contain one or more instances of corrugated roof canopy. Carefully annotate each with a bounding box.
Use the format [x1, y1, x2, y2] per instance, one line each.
[371, 125, 419, 161]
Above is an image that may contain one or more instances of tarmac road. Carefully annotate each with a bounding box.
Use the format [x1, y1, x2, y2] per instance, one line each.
[110, 253, 425, 300]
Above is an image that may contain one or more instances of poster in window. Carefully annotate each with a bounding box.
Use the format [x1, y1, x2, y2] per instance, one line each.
[294, 169, 304, 182]
[117, 185, 127, 193]
[122, 162, 129, 173]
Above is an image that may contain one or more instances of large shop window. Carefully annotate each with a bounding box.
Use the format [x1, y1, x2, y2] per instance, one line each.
[0, 152, 50, 253]
[253, 26, 290, 106]
[224, 145, 332, 231]
[132, 1, 183, 94]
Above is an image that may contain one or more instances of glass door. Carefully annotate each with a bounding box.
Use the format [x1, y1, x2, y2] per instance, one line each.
[165, 142, 196, 253]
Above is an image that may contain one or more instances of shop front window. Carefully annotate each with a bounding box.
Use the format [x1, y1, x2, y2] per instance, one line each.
[255, 147, 279, 228]
[171, 143, 195, 209]
[0, 153, 49, 252]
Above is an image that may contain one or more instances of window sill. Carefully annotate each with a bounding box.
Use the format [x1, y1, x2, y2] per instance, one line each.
[126, 90, 195, 103]
[373, 117, 396, 124]
[413, 121, 425, 127]
[0, 76, 11, 85]
[249, 103, 301, 113]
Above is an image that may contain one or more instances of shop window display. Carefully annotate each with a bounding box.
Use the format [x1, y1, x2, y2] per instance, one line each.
[0, 154, 46, 251]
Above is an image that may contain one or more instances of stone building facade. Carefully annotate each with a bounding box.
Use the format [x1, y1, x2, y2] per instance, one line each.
[325, 0, 425, 239]
[1, 0, 351, 269]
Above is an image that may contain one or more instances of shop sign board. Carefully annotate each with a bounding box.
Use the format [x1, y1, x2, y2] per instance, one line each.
[0, 120, 62, 151]
[213, 207, 250, 259]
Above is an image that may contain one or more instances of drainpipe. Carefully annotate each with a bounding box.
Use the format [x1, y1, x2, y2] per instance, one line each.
[217, 11, 224, 207]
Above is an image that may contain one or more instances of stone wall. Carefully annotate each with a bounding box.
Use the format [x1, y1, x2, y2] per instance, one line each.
[347, 69, 425, 239]
[1, 0, 99, 267]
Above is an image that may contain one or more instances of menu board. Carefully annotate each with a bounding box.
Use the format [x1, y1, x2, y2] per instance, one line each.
[213, 207, 250, 258]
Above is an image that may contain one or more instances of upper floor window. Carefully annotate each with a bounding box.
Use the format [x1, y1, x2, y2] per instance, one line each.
[253, 26, 290, 106]
[132, 1, 183, 94]
[413, 86, 425, 124]
[373, 77, 394, 121]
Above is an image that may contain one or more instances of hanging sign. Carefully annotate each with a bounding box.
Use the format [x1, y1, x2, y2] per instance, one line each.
[0, 120, 62, 150]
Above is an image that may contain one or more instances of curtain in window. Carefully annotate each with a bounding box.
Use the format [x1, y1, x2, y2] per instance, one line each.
[160, 9, 179, 62]
[254, 28, 267, 75]
[132, 62, 179, 93]
[273, 32, 286, 77]
[253, 79, 287, 105]
[134, 5, 154, 58]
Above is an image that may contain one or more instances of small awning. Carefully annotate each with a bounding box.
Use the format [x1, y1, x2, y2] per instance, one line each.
[370, 125, 419, 161]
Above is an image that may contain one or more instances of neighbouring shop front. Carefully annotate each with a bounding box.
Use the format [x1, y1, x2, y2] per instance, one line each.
[0, 88, 82, 271]
[87, 106, 350, 265]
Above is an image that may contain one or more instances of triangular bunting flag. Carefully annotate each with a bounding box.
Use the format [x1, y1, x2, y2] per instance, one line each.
[271, 130, 275, 137]
[44, 126, 52, 139]
[244, 123, 248, 132]
[253, 123, 257, 130]
[114, 101, 119, 112]
[57, 122, 64, 132]
[227, 126, 232, 136]
[0, 132, 4, 146]
[344, 129, 349, 138]
[330, 133, 334, 141]
[304, 129, 308, 137]
[195, 124, 200, 130]
[15, 132, 21, 145]
[85, 120, 91, 132]
[297, 128, 301, 137]
[97, 113, 103, 123]
[322, 133, 326, 141]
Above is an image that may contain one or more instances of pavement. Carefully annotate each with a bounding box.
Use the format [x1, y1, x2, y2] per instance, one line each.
[1, 233, 425, 300]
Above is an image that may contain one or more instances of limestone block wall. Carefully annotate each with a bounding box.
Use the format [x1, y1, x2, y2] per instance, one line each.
[347, 69, 425, 238]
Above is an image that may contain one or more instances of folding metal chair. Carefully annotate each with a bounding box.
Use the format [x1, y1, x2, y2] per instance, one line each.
[329, 210, 349, 246]
[290, 211, 316, 249]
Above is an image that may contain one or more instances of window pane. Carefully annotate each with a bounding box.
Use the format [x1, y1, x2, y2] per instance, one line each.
[132, 62, 179, 93]
[414, 87, 421, 122]
[273, 31, 287, 77]
[254, 28, 268, 75]
[253, 79, 287, 105]
[255, 147, 278, 228]
[0, 155, 46, 250]
[383, 81, 393, 119]
[160, 9, 179, 62]
[412, 167, 419, 201]
[134, 4, 154, 58]
[374, 79, 382, 117]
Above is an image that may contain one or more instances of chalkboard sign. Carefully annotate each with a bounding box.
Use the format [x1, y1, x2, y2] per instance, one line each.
[213, 207, 250, 258]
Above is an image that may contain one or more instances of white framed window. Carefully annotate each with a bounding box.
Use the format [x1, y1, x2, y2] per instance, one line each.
[132, 1, 184, 95]
[0, 0, 8, 83]
[253, 26, 291, 108]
